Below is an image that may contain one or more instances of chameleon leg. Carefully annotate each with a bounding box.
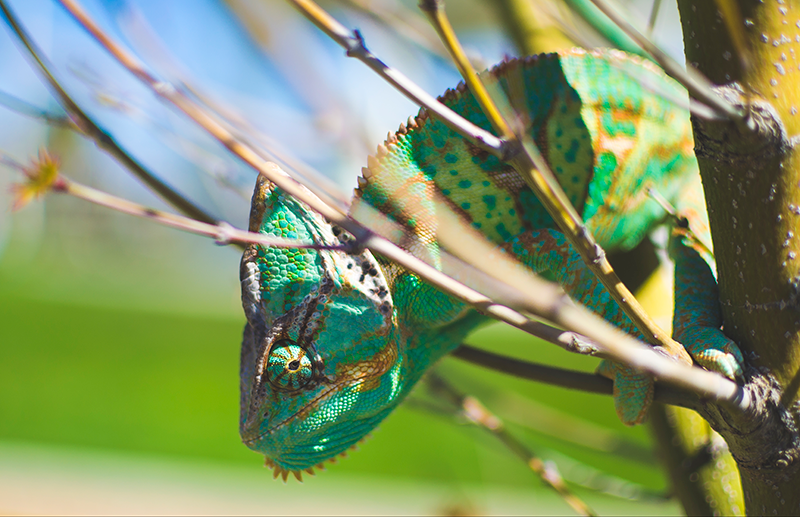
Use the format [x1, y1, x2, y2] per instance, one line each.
[669, 178, 744, 380]
[510, 229, 653, 424]
[670, 234, 744, 380]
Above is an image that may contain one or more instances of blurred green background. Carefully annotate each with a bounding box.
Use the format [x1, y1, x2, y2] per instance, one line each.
[0, 0, 684, 514]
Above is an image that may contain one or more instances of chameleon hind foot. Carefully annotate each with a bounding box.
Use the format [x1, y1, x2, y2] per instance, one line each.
[671, 231, 746, 383]
[681, 327, 744, 380]
[598, 328, 743, 426]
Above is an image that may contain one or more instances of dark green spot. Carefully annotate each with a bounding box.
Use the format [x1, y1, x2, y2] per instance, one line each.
[482, 180, 490, 187]
[461, 202, 471, 210]
[449, 170, 458, 176]
[458, 180, 472, 189]
[422, 165, 437, 179]
[495, 223, 512, 241]
[564, 139, 579, 163]
[445, 153, 458, 164]
[482, 195, 496, 210]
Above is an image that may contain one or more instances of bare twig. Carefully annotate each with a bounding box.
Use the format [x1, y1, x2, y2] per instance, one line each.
[336, 0, 449, 58]
[284, 0, 505, 156]
[452, 344, 706, 413]
[0, 1, 218, 226]
[425, 373, 597, 516]
[53, 175, 347, 250]
[588, 0, 742, 121]
[116, 3, 353, 210]
[0, 90, 75, 128]
[646, 0, 662, 36]
[453, 344, 612, 394]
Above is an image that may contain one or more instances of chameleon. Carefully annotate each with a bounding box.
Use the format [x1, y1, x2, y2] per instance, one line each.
[238, 48, 745, 480]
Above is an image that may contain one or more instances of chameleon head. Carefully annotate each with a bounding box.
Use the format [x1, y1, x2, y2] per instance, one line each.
[239, 171, 404, 477]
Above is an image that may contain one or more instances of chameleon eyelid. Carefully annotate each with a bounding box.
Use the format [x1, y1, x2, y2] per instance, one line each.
[266, 339, 317, 391]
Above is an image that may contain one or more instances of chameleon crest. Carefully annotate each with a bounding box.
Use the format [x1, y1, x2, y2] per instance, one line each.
[240, 50, 743, 478]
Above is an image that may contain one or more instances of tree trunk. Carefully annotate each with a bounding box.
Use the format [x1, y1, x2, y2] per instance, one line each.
[678, 0, 800, 513]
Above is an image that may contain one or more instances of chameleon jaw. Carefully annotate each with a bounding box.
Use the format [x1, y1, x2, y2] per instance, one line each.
[241, 369, 392, 474]
[262, 438, 366, 482]
[241, 381, 342, 445]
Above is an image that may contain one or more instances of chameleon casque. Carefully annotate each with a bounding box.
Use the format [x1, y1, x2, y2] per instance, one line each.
[238, 48, 744, 479]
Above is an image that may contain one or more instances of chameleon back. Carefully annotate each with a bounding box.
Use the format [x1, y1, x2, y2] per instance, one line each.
[240, 49, 699, 477]
[352, 48, 697, 254]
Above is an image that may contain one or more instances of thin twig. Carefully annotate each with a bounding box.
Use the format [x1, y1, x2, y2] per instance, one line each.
[453, 344, 612, 394]
[0, 1, 219, 227]
[452, 344, 705, 412]
[285, 0, 505, 156]
[408, 389, 669, 500]
[0, 90, 75, 128]
[425, 373, 597, 516]
[336, 0, 449, 58]
[588, 0, 742, 121]
[49, 0, 748, 414]
[711, 0, 752, 94]
[51, 174, 347, 250]
[646, 0, 662, 36]
[116, 3, 353, 211]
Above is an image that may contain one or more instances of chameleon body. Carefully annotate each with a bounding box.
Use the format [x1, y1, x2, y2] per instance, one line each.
[239, 48, 744, 478]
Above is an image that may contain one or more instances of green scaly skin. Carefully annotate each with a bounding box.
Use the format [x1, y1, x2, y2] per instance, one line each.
[239, 48, 744, 479]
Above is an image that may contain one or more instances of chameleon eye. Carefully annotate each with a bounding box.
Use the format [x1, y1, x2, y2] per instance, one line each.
[266, 340, 314, 390]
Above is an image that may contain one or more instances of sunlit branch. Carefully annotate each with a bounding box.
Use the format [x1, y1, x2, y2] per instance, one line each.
[284, 0, 506, 156]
